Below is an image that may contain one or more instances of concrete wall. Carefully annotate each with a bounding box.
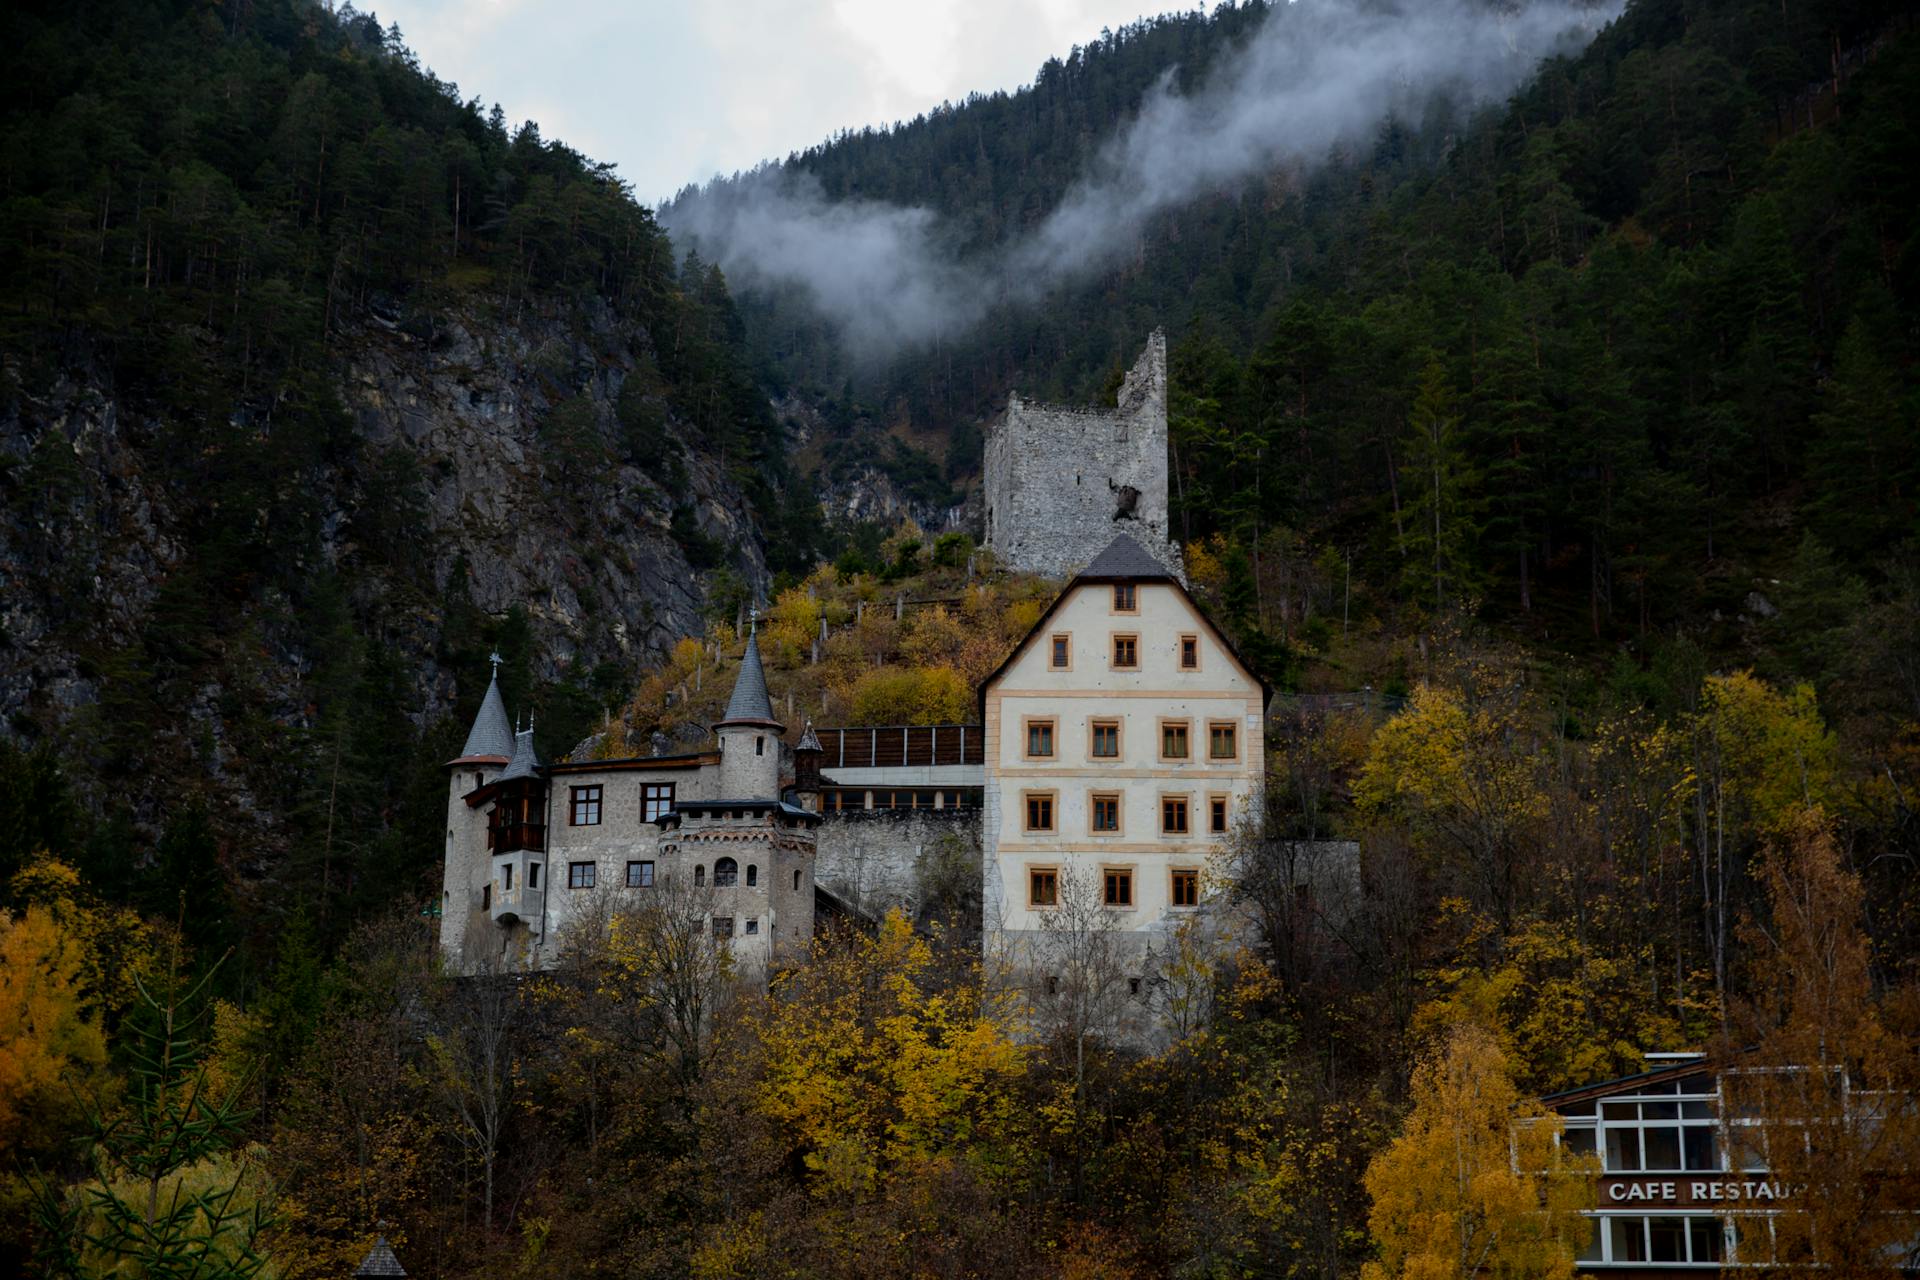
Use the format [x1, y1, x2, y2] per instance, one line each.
[983, 331, 1183, 580]
[814, 807, 982, 921]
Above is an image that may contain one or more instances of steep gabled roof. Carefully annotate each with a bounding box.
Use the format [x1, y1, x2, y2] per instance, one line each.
[453, 670, 513, 762]
[796, 722, 823, 753]
[977, 533, 1273, 716]
[715, 629, 783, 730]
[1079, 531, 1176, 581]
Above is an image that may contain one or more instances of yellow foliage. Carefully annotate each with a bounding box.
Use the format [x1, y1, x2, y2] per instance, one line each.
[0, 904, 108, 1150]
[1362, 1025, 1594, 1280]
[1697, 671, 1836, 834]
[8, 858, 159, 1017]
[754, 911, 1027, 1200]
[848, 665, 971, 725]
[1413, 920, 1689, 1095]
[1185, 533, 1229, 595]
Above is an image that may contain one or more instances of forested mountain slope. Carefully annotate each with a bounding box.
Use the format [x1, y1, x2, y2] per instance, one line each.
[678, 0, 1918, 652]
[0, 0, 803, 937]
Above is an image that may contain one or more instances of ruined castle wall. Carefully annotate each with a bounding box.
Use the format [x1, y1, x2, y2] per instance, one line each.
[983, 330, 1183, 580]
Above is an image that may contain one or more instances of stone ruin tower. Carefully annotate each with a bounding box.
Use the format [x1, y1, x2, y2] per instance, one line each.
[982, 330, 1184, 581]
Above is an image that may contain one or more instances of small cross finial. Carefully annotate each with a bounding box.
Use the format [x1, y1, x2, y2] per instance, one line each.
[488, 651, 502, 676]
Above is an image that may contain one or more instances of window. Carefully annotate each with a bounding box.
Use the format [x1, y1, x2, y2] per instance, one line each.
[642, 783, 675, 822]
[1209, 794, 1229, 833]
[1090, 793, 1120, 833]
[1024, 792, 1055, 832]
[626, 860, 654, 888]
[1045, 975, 1059, 997]
[1090, 719, 1120, 758]
[1208, 721, 1238, 760]
[1179, 634, 1199, 670]
[1050, 634, 1070, 669]
[1025, 718, 1055, 758]
[1103, 868, 1133, 907]
[501, 864, 515, 891]
[1128, 977, 1142, 997]
[527, 863, 540, 890]
[570, 785, 603, 825]
[746, 864, 758, 887]
[1598, 1095, 1723, 1173]
[482, 883, 491, 910]
[694, 864, 706, 887]
[793, 869, 802, 891]
[568, 861, 596, 889]
[1162, 796, 1190, 834]
[712, 916, 733, 939]
[1113, 583, 1137, 612]
[1161, 720, 1190, 760]
[714, 857, 738, 887]
[745, 918, 759, 935]
[755, 735, 765, 756]
[1029, 868, 1058, 907]
[1171, 868, 1200, 907]
[1600, 1216, 1731, 1266]
[1112, 634, 1139, 668]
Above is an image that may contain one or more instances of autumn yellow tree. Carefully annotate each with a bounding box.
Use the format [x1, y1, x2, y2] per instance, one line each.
[1362, 1024, 1593, 1280]
[1729, 809, 1920, 1278]
[1356, 683, 1547, 930]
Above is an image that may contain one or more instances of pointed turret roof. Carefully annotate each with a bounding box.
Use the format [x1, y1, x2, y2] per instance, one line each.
[796, 722, 822, 753]
[499, 721, 542, 781]
[353, 1236, 407, 1278]
[454, 658, 513, 763]
[715, 628, 782, 730]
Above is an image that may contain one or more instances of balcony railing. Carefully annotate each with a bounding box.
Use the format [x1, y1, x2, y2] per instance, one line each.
[812, 724, 983, 769]
[487, 821, 546, 853]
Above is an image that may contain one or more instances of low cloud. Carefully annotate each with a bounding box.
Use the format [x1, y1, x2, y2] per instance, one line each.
[663, 0, 1622, 362]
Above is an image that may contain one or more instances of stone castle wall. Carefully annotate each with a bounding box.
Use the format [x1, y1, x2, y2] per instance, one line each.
[983, 330, 1183, 581]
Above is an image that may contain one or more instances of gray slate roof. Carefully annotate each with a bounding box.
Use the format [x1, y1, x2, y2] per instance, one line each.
[796, 723, 822, 752]
[458, 673, 514, 759]
[353, 1237, 407, 1278]
[500, 725, 541, 781]
[1079, 532, 1175, 581]
[716, 630, 781, 727]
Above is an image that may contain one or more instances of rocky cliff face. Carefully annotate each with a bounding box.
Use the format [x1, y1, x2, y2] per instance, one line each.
[0, 293, 767, 846]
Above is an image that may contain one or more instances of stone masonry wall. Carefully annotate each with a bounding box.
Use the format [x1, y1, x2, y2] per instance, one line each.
[814, 807, 982, 922]
[983, 330, 1184, 581]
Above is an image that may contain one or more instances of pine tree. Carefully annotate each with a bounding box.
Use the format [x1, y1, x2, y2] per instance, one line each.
[1397, 360, 1481, 610]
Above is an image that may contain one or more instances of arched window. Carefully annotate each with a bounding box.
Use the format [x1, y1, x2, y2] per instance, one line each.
[714, 857, 738, 887]
[746, 864, 758, 887]
[694, 864, 705, 887]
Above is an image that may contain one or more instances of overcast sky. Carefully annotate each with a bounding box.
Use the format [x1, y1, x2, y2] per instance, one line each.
[366, 0, 1171, 207]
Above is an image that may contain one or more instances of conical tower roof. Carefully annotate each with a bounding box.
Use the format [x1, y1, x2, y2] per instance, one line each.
[455, 659, 513, 762]
[353, 1235, 407, 1277]
[715, 628, 782, 730]
[499, 721, 542, 781]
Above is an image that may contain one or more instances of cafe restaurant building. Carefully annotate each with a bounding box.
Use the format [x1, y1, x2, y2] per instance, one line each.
[1542, 1052, 1793, 1272]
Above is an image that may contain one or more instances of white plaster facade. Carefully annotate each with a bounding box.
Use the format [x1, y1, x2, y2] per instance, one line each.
[982, 539, 1265, 976]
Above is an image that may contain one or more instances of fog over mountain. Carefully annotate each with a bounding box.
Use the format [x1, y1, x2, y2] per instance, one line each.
[662, 0, 1623, 361]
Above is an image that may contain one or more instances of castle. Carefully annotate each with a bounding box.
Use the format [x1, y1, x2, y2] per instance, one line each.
[439, 336, 1261, 1027]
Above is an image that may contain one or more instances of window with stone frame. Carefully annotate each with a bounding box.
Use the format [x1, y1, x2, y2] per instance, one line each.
[1209, 794, 1229, 833]
[1160, 720, 1190, 759]
[1171, 867, 1200, 907]
[568, 861, 596, 889]
[1024, 792, 1056, 832]
[1029, 867, 1058, 907]
[1025, 718, 1056, 758]
[1090, 718, 1121, 759]
[714, 857, 738, 887]
[570, 785, 603, 825]
[1103, 868, 1134, 907]
[1179, 633, 1199, 670]
[1208, 720, 1238, 760]
[642, 783, 676, 823]
[1162, 795, 1190, 834]
[711, 916, 733, 939]
[1050, 633, 1071, 669]
[1113, 583, 1137, 612]
[1091, 792, 1120, 833]
[745, 919, 760, 935]
[1112, 634, 1139, 668]
[625, 860, 654, 888]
